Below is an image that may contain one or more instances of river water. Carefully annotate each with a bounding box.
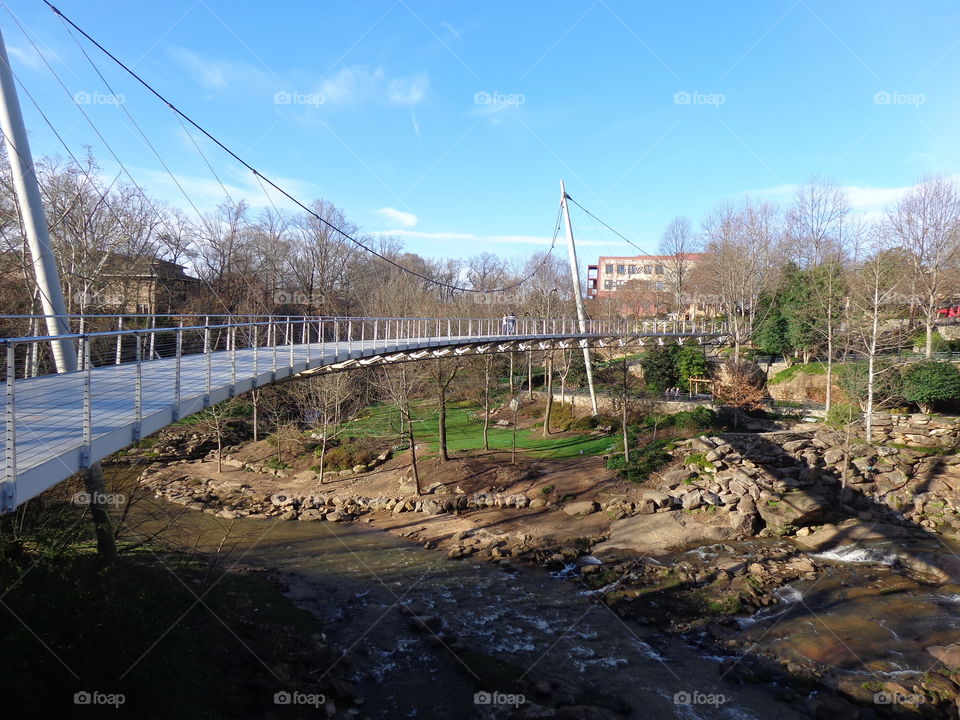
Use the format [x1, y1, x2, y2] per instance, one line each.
[134, 497, 960, 719]
[134, 496, 810, 719]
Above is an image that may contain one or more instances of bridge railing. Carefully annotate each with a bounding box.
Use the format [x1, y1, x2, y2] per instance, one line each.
[0, 314, 728, 381]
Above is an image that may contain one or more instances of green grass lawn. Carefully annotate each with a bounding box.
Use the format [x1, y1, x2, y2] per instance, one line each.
[343, 401, 615, 459]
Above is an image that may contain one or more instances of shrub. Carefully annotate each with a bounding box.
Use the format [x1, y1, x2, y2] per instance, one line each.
[568, 416, 598, 431]
[826, 402, 860, 427]
[676, 347, 708, 386]
[901, 361, 960, 413]
[639, 345, 679, 392]
[606, 437, 675, 482]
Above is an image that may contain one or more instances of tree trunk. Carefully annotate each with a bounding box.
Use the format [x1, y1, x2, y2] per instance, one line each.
[438, 388, 449, 461]
[82, 462, 117, 564]
[483, 356, 491, 451]
[318, 417, 328, 485]
[527, 352, 533, 399]
[621, 358, 630, 462]
[407, 412, 421, 495]
[251, 390, 259, 442]
[216, 433, 223, 473]
[825, 314, 834, 413]
[509, 353, 514, 394]
[542, 354, 554, 436]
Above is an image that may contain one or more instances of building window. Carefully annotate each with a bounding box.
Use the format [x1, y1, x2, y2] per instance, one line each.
[655, 265, 664, 275]
[603, 280, 613, 289]
[655, 281, 665, 291]
[605, 264, 613, 274]
[616, 264, 625, 274]
[628, 265, 637, 274]
[644, 264, 652, 274]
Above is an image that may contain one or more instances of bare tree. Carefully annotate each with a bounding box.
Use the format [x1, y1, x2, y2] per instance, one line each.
[700, 199, 782, 361]
[786, 180, 855, 411]
[433, 357, 462, 461]
[848, 243, 905, 442]
[377, 365, 426, 494]
[659, 215, 698, 318]
[195, 399, 238, 473]
[884, 176, 960, 358]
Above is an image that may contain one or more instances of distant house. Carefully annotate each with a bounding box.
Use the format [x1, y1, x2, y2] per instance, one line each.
[88, 253, 201, 314]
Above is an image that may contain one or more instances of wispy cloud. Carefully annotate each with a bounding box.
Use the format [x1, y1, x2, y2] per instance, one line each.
[319, 65, 429, 106]
[167, 46, 272, 91]
[377, 207, 418, 227]
[7, 44, 60, 71]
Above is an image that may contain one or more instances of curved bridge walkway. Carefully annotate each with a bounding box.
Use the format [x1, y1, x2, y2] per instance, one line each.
[0, 314, 729, 511]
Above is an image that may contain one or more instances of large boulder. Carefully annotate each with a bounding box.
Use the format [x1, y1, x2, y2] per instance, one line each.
[562, 500, 599, 517]
[594, 511, 735, 556]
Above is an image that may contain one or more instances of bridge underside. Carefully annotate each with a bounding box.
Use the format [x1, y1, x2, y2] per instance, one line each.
[1, 331, 725, 511]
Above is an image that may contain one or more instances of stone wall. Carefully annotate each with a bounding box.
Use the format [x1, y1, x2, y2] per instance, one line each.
[869, 412, 960, 448]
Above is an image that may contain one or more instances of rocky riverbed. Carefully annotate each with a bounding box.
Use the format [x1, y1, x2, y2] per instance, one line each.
[125, 417, 960, 717]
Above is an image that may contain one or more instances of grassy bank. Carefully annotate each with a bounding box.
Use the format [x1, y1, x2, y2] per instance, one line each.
[342, 401, 616, 459]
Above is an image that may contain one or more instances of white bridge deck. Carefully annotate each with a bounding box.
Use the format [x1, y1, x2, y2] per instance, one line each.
[1, 315, 728, 511]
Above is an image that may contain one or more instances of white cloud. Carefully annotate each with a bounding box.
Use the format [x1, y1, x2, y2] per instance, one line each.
[129, 165, 323, 213]
[167, 47, 272, 91]
[388, 73, 429, 104]
[377, 207, 418, 228]
[8, 44, 59, 71]
[319, 66, 429, 106]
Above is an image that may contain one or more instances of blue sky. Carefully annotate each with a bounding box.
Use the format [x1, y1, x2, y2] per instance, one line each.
[2, 0, 959, 264]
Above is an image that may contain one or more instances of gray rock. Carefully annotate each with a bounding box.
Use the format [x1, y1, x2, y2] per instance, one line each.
[562, 500, 599, 516]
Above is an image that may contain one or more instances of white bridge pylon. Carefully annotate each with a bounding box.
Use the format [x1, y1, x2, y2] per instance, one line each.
[0, 314, 729, 511]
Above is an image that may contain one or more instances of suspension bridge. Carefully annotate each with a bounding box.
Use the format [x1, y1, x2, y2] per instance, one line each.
[0, 313, 729, 511]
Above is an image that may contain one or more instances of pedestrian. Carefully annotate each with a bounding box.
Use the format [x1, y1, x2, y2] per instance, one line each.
[501, 313, 510, 335]
[506, 311, 517, 335]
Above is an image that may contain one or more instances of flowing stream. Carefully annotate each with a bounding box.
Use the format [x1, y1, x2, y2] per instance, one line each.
[135, 498, 807, 719]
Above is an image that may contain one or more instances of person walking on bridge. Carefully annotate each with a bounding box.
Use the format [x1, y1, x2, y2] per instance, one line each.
[506, 311, 517, 335]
